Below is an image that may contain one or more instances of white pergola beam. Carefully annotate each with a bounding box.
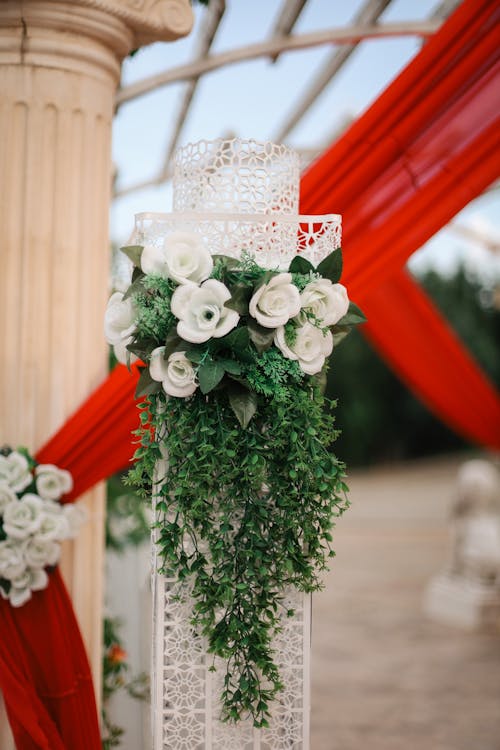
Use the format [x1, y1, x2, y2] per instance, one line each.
[158, 0, 226, 181]
[116, 21, 440, 107]
[269, 0, 308, 61]
[274, 0, 392, 141]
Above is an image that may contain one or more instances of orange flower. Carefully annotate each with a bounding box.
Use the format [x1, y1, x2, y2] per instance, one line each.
[108, 644, 127, 665]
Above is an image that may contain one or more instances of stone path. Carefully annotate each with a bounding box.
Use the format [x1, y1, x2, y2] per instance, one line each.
[311, 454, 500, 750]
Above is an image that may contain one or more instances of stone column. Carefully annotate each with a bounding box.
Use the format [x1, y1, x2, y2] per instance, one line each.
[0, 0, 193, 743]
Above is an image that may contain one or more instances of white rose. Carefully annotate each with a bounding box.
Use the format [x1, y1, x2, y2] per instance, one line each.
[171, 279, 239, 344]
[141, 231, 213, 285]
[34, 510, 70, 543]
[150, 348, 197, 398]
[6, 567, 48, 607]
[0, 540, 26, 580]
[3, 494, 44, 539]
[299, 279, 349, 326]
[62, 503, 88, 539]
[0, 452, 33, 492]
[0, 482, 17, 514]
[249, 273, 301, 328]
[274, 322, 333, 375]
[35, 464, 73, 501]
[23, 538, 60, 568]
[104, 290, 136, 361]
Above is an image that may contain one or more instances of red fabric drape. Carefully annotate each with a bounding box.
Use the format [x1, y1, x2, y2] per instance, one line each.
[0, 569, 100, 749]
[0, 365, 140, 746]
[2, 1, 500, 746]
[300, 0, 500, 448]
[36, 363, 142, 502]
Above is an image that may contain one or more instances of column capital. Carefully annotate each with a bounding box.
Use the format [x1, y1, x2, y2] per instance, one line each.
[0, 0, 194, 83]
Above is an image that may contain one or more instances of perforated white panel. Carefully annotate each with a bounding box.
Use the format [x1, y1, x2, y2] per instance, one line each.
[153, 574, 310, 750]
[133, 212, 341, 270]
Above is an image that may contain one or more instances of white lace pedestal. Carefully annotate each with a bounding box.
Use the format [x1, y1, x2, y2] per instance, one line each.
[152, 575, 311, 750]
[138, 140, 341, 750]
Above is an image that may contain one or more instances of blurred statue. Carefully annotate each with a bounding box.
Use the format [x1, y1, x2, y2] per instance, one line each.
[450, 459, 500, 584]
[425, 458, 500, 629]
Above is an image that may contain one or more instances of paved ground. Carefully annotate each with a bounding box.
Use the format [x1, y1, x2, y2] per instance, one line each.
[311, 454, 500, 750]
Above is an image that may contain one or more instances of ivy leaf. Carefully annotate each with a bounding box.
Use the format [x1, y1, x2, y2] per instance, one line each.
[184, 347, 205, 364]
[228, 386, 258, 428]
[225, 284, 251, 315]
[164, 331, 184, 359]
[122, 275, 146, 301]
[337, 301, 367, 326]
[131, 266, 143, 283]
[135, 367, 161, 398]
[120, 245, 144, 268]
[331, 328, 351, 347]
[289, 255, 315, 274]
[316, 248, 343, 283]
[224, 326, 250, 349]
[247, 319, 275, 353]
[198, 360, 225, 394]
[218, 359, 242, 375]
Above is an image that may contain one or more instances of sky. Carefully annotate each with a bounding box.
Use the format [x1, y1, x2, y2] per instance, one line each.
[110, 0, 499, 283]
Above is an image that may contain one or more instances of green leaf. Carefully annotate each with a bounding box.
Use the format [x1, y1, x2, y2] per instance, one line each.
[247, 319, 275, 353]
[134, 367, 161, 398]
[164, 331, 184, 359]
[218, 359, 242, 375]
[289, 255, 315, 274]
[225, 283, 251, 315]
[316, 247, 343, 283]
[222, 326, 250, 351]
[122, 275, 146, 300]
[198, 360, 225, 394]
[228, 386, 258, 428]
[331, 328, 351, 347]
[337, 301, 367, 326]
[120, 245, 144, 268]
[184, 347, 205, 364]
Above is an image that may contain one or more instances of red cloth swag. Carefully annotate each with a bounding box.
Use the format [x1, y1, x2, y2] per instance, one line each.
[2, 1, 499, 746]
[300, 0, 500, 448]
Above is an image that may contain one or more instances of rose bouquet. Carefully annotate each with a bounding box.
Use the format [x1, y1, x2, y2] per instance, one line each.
[105, 231, 364, 416]
[0, 448, 85, 607]
[105, 231, 365, 725]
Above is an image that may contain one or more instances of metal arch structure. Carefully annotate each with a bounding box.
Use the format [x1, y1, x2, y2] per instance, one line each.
[113, 0, 455, 197]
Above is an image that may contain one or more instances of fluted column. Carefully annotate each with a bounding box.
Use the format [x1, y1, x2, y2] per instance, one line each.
[0, 1, 193, 742]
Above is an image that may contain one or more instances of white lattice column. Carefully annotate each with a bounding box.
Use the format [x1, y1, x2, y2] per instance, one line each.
[0, 2, 192, 744]
[134, 140, 341, 750]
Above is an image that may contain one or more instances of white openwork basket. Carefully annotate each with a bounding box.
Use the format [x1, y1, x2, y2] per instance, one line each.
[148, 139, 341, 750]
[133, 139, 341, 270]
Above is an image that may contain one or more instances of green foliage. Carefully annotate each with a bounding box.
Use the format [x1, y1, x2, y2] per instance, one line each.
[132, 274, 177, 345]
[129, 382, 347, 726]
[122, 245, 363, 725]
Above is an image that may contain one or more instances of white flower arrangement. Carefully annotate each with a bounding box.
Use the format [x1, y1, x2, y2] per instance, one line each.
[0, 448, 86, 607]
[105, 230, 366, 425]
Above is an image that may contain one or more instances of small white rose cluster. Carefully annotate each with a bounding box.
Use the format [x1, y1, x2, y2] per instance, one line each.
[104, 231, 350, 398]
[0, 450, 85, 607]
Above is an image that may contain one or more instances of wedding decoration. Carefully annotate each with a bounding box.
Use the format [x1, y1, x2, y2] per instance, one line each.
[0, 447, 85, 607]
[107, 235, 364, 727]
[106, 138, 365, 747]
